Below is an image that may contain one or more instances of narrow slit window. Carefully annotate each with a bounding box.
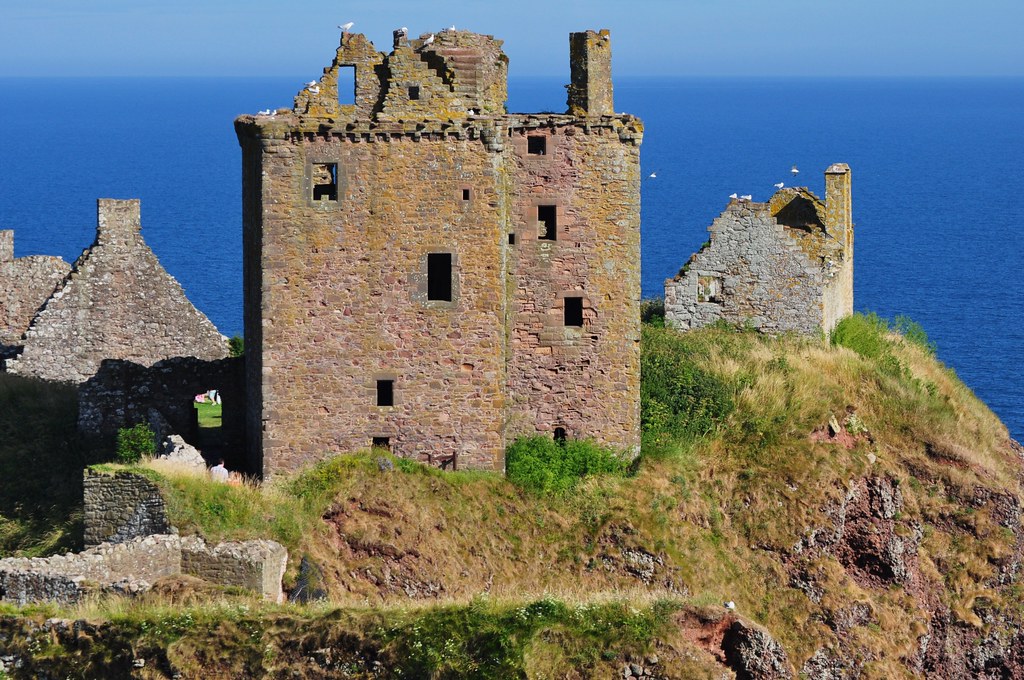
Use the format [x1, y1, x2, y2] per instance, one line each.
[372, 436, 391, 450]
[538, 205, 557, 241]
[408, 85, 420, 100]
[338, 66, 356, 106]
[376, 380, 394, 407]
[508, 233, 516, 245]
[527, 136, 547, 155]
[564, 297, 584, 326]
[427, 253, 453, 302]
[312, 163, 338, 201]
[461, 188, 471, 201]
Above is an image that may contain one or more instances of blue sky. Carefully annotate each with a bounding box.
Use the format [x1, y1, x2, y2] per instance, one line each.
[2, 0, 1022, 78]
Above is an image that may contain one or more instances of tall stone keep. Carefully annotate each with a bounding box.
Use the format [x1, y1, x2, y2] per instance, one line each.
[7, 199, 227, 383]
[236, 28, 642, 478]
[567, 30, 614, 117]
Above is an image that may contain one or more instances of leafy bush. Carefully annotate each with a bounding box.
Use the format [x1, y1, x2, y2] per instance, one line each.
[506, 436, 626, 495]
[640, 297, 665, 327]
[830, 312, 889, 359]
[640, 325, 734, 446]
[894, 315, 937, 356]
[115, 423, 156, 464]
[228, 335, 244, 357]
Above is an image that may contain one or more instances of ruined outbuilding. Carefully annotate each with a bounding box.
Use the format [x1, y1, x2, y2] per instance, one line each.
[6, 199, 227, 383]
[236, 28, 642, 477]
[665, 164, 853, 335]
[0, 231, 70, 355]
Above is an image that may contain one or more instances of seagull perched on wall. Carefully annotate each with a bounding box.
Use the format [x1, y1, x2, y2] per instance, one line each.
[774, 182, 785, 189]
[306, 81, 318, 88]
[258, 109, 272, 116]
[424, 33, 435, 45]
[729, 193, 738, 199]
[791, 165, 799, 176]
[338, 21, 354, 33]
[740, 194, 752, 201]
[399, 26, 408, 35]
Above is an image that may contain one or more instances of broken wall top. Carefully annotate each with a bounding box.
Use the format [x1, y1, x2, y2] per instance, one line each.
[238, 28, 640, 140]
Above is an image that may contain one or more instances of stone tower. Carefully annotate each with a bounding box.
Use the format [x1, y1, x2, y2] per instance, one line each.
[235, 28, 643, 478]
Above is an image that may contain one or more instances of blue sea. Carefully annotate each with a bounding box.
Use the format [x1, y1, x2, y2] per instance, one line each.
[1, 77, 1021, 440]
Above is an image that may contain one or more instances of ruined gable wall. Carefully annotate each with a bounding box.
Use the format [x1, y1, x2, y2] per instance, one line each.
[7, 200, 228, 383]
[505, 121, 642, 452]
[664, 203, 828, 335]
[0, 231, 70, 347]
[243, 129, 508, 478]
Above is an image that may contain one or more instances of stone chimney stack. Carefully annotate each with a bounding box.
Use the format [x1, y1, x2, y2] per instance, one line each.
[567, 29, 614, 117]
[96, 199, 142, 246]
[0, 230, 12, 263]
[824, 164, 852, 242]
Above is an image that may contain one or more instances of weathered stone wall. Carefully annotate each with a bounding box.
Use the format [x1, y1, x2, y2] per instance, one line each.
[237, 29, 642, 477]
[567, 30, 614, 117]
[181, 537, 287, 603]
[0, 230, 70, 349]
[77, 356, 246, 470]
[6, 199, 228, 383]
[665, 165, 852, 335]
[0, 535, 287, 605]
[0, 535, 182, 605]
[505, 120, 642, 452]
[83, 470, 171, 548]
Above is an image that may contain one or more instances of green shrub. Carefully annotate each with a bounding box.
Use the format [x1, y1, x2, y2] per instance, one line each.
[115, 423, 156, 464]
[894, 315, 937, 356]
[830, 312, 889, 359]
[640, 325, 734, 446]
[228, 335, 244, 357]
[640, 297, 665, 327]
[506, 436, 626, 495]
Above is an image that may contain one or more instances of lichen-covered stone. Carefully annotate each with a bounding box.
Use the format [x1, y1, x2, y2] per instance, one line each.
[0, 230, 69, 349]
[6, 199, 227, 383]
[236, 29, 641, 478]
[665, 165, 853, 335]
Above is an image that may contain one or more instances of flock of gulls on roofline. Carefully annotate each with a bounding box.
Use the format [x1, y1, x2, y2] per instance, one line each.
[645, 165, 800, 203]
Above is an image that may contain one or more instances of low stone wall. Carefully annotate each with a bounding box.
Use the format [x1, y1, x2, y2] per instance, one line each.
[0, 535, 287, 605]
[83, 470, 171, 548]
[0, 535, 182, 605]
[181, 537, 287, 602]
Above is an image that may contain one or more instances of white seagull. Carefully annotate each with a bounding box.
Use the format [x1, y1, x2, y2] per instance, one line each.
[338, 21, 354, 32]
[306, 81, 318, 88]
[774, 182, 785, 189]
[724, 601, 736, 610]
[791, 165, 799, 176]
[423, 33, 435, 45]
[729, 193, 738, 199]
[648, 171, 658, 179]
[258, 109, 272, 116]
[448, 25, 456, 31]
[399, 26, 408, 34]
[740, 194, 752, 201]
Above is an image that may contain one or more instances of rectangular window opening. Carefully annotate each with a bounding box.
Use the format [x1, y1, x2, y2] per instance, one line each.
[527, 136, 547, 155]
[461, 188, 471, 201]
[371, 436, 391, 451]
[408, 85, 421, 100]
[376, 380, 394, 407]
[538, 205, 557, 241]
[426, 253, 453, 302]
[338, 65, 356, 106]
[564, 297, 584, 326]
[312, 163, 338, 201]
[508, 233, 516, 245]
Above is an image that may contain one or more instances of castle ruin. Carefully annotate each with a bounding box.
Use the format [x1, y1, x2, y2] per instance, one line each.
[6, 199, 228, 383]
[665, 164, 853, 335]
[235, 28, 643, 478]
[0, 231, 69, 355]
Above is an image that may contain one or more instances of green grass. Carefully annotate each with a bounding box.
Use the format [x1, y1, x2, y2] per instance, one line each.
[194, 401, 222, 429]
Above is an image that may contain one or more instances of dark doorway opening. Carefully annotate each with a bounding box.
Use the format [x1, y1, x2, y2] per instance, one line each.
[372, 436, 391, 451]
[553, 427, 567, 443]
[538, 205, 557, 240]
[564, 297, 584, 326]
[376, 380, 394, 407]
[427, 253, 453, 301]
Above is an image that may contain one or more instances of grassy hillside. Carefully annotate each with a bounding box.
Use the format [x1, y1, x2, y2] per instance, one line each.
[2, 315, 1023, 678]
